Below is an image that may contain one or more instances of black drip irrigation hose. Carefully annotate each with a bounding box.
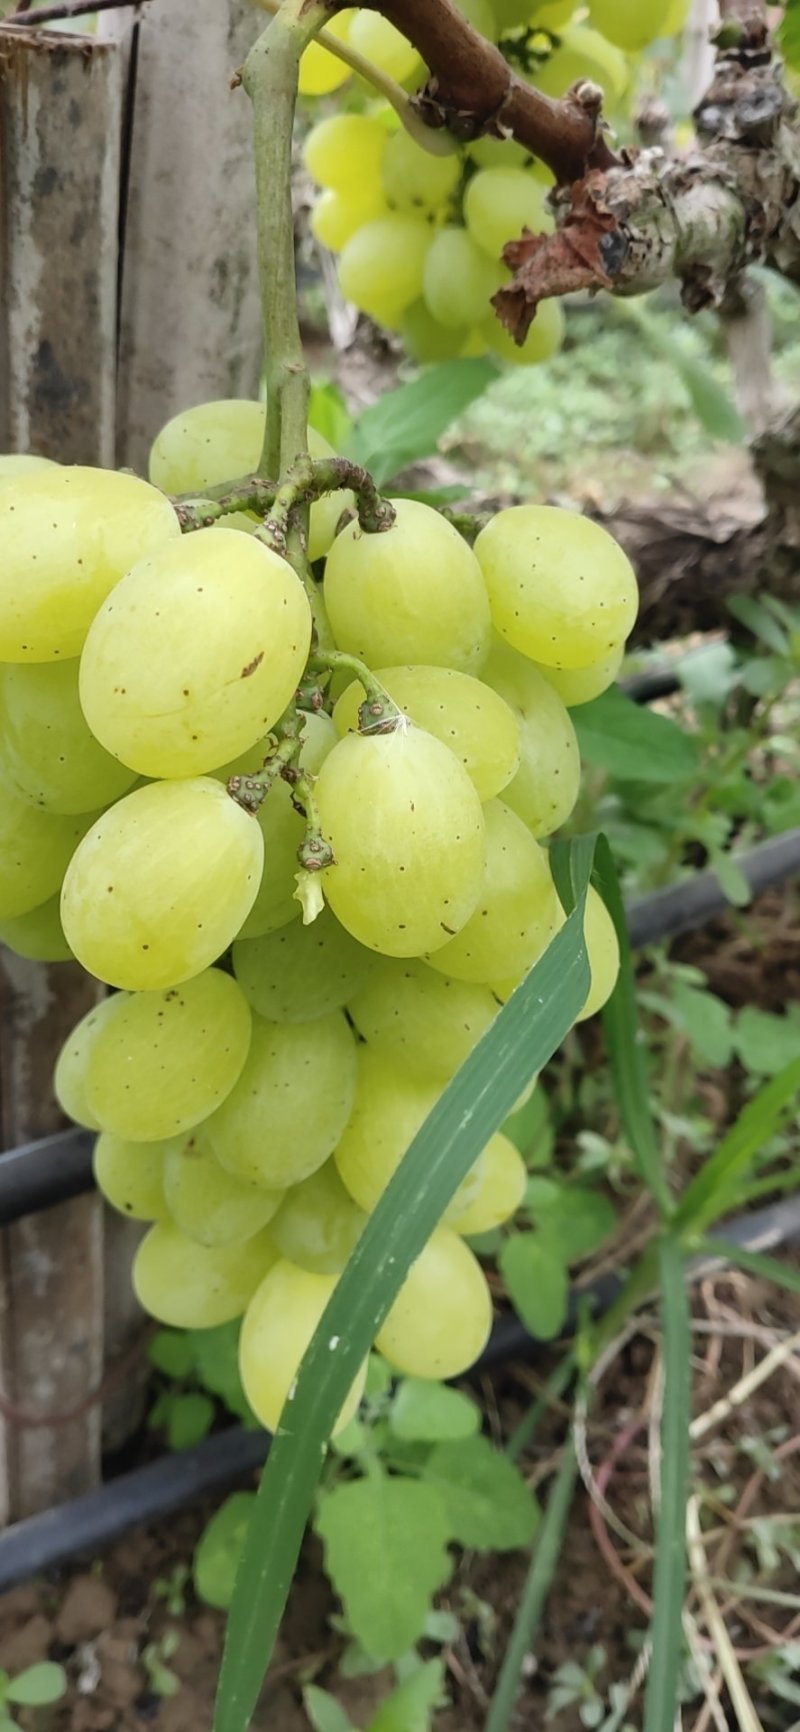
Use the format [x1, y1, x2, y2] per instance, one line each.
[0, 1195, 798, 1591]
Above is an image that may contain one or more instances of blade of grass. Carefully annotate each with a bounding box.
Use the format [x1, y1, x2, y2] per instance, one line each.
[673, 1058, 800, 1237]
[696, 1238, 800, 1296]
[215, 842, 596, 1732]
[643, 1235, 692, 1732]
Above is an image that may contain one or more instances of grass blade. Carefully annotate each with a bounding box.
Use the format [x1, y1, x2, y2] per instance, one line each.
[697, 1238, 800, 1296]
[673, 1058, 800, 1237]
[214, 844, 596, 1732]
[643, 1236, 692, 1732]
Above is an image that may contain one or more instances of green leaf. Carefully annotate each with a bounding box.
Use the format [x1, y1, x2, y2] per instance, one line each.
[709, 848, 751, 910]
[573, 688, 699, 784]
[727, 593, 790, 654]
[302, 1686, 355, 1732]
[389, 1379, 479, 1443]
[194, 1494, 256, 1612]
[345, 360, 499, 487]
[309, 381, 352, 452]
[700, 1239, 800, 1297]
[674, 1058, 800, 1235]
[315, 1474, 452, 1661]
[485, 1439, 578, 1732]
[148, 1329, 195, 1380]
[367, 1660, 446, 1732]
[535, 1189, 617, 1263]
[499, 1234, 568, 1340]
[214, 845, 594, 1732]
[190, 1323, 255, 1426]
[779, 0, 800, 68]
[669, 982, 733, 1069]
[643, 1238, 691, 1732]
[733, 1006, 800, 1077]
[6, 1664, 67, 1708]
[424, 1435, 539, 1551]
[676, 642, 738, 708]
[165, 1392, 215, 1451]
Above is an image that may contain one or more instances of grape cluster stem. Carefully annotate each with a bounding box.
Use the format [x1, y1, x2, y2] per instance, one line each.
[307, 649, 405, 734]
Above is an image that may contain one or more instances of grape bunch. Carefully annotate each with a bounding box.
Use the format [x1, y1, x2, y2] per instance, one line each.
[299, 0, 687, 364]
[0, 396, 637, 1437]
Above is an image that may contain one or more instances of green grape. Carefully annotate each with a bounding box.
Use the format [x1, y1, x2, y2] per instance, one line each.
[54, 994, 126, 1130]
[163, 1128, 282, 1247]
[423, 227, 503, 330]
[270, 1161, 367, 1274]
[83, 968, 252, 1141]
[60, 778, 263, 991]
[235, 711, 338, 941]
[401, 301, 471, 364]
[0, 661, 138, 814]
[348, 11, 421, 80]
[206, 1011, 358, 1190]
[0, 788, 93, 921]
[0, 454, 58, 476]
[94, 1130, 172, 1221]
[240, 1258, 368, 1435]
[381, 129, 461, 212]
[232, 905, 372, 1023]
[453, 0, 499, 38]
[298, 8, 355, 95]
[375, 1227, 492, 1379]
[303, 113, 387, 192]
[535, 24, 628, 105]
[464, 167, 553, 260]
[0, 894, 73, 963]
[334, 664, 519, 801]
[467, 134, 533, 170]
[483, 296, 565, 367]
[445, 1132, 526, 1235]
[324, 498, 491, 674]
[587, 0, 671, 50]
[531, 0, 574, 23]
[311, 186, 389, 253]
[426, 798, 560, 984]
[338, 215, 432, 323]
[661, 0, 690, 33]
[492, 0, 538, 25]
[557, 884, 620, 1020]
[482, 638, 581, 836]
[134, 1221, 276, 1329]
[147, 401, 352, 567]
[79, 528, 312, 780]
[0, 467, 180, 662]
[348, 956, 498, 1080]
[475, 505, 638, 670]
[538, 644, 623, 707]
[315, 728, 486, 957]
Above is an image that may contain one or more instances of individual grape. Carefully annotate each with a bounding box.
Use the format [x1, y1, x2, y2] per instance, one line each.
[375, 1227, 492, 1379]
[552, 885, 620, 1021]
[324, 499, 491, 674]
[338, 215, 432, 324]
[94, 1130, 172, 1221]
[482, 296, 565, 367]
[381, 129, 461, 213]
[133, 1222, 276, 1329]
[661, 0, 691, 32]
[163, 1128, 282, 1247]
[83, 969, 252, 1141]
[0, 894, 73, 963]
[481, 638, 581, 836]
[0, 467, 180, 662]
[587, 0, 672, 50]
[423, 227, 504, 331]
[348, 956, 498, 1080]
[334, 1046, 441, 1212]
[535, 25, 628, 106]
[0, 661, 138, 814]
[538, 645, 623, 707]
[401, 301, 471, 364]
[240, 1259, 368, 1436]
[0, 788, 93, 921]
[475, 505, 638, 670]
[54, 994, 126, 1130]
[464, 167, 553, 261]
[303, 113, 387, 192]
[315, 728, 486, 958]
[79, 529, 312, 780]
[206, 1012, 358, 1190]
[348, 11, 421, 81]
[445, 1132, 527, 1236]
[298, 9, 355, 95]
[531, 0, 575, 24]
[334, 665, 520, 801]
[426, 799, 560, 984]
[232, 906, 372, 1023]
[467, 134, 532, 170]
[234, 711, 338, 941]
[311, 186, 389, 253]
[60, 778, 263, 991]
[270, 1161, 367, 1274]
[0, 454, 58, 477]
[492, 0, 538, 25]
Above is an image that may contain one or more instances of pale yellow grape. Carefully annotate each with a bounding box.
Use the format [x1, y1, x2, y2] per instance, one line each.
[147, 401, 352, 567]
[426, 799, 560, 984]
[535, 25, 628, 106]
[662, 0, 691, 33]
[423, 227, 504, 331]
[0, 789, 94, 920]
[587, 0, 671, 50]
[482, 638, 580, 836]
[475, 505, 638, 670]
[235, 711, 338, 940]
[61, 778, 263, 991]
[240, 1259, 368, 1436]
[311, 186, 389, 253]
[0, 454, 58, 476]
[298, 9, 355, 95]
[79, 529, 312, 780]
[94, 1130, 172, 1221]
[538, 644, 623, 706]
[303, 113, 387, 192]
[381, 129, 461, 212]
[401, 301, 471, 364]
[271, 1161, 367, 1275]
[468, 134, 532, 170]
[324, 498, 491, 674]
[54, 994, 126, 1130]
[348, 11, 420, 80]
[347, 956, 498, 1080]
[233, 906, 372, 1023]
[316, 728, 486, 957]
[483, 296, 565, 367]
[446, 1132, 527, 1235]
[206, 1012, 357, 1190]
[0, 468, 179, 662]
[554, 885, 620, 1020]
[84, 969, 252, 1141]
[334, 664, 520, 801]
[338, 216, 432, 323]
[376, 1228, 492, 1379]
[0, 661, 138, 814]
[0, 894, 73, 963]
[464, 167, 553, 261]
[134, 1222, 276, 1329]
[163, 1128, 282, 1247]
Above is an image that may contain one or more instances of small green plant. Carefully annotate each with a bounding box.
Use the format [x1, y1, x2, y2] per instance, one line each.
[302, 1659, 446, 1732]
[147, 1320, 256, 1449]
[150, 1563, 191, 1618]
[141, 1631, 182, 1701]
[0, 1663, 67, 1729]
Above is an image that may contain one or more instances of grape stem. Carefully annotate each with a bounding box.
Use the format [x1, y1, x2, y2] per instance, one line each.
[262, 458, 396, 559]
[307, 649, 405, 734]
